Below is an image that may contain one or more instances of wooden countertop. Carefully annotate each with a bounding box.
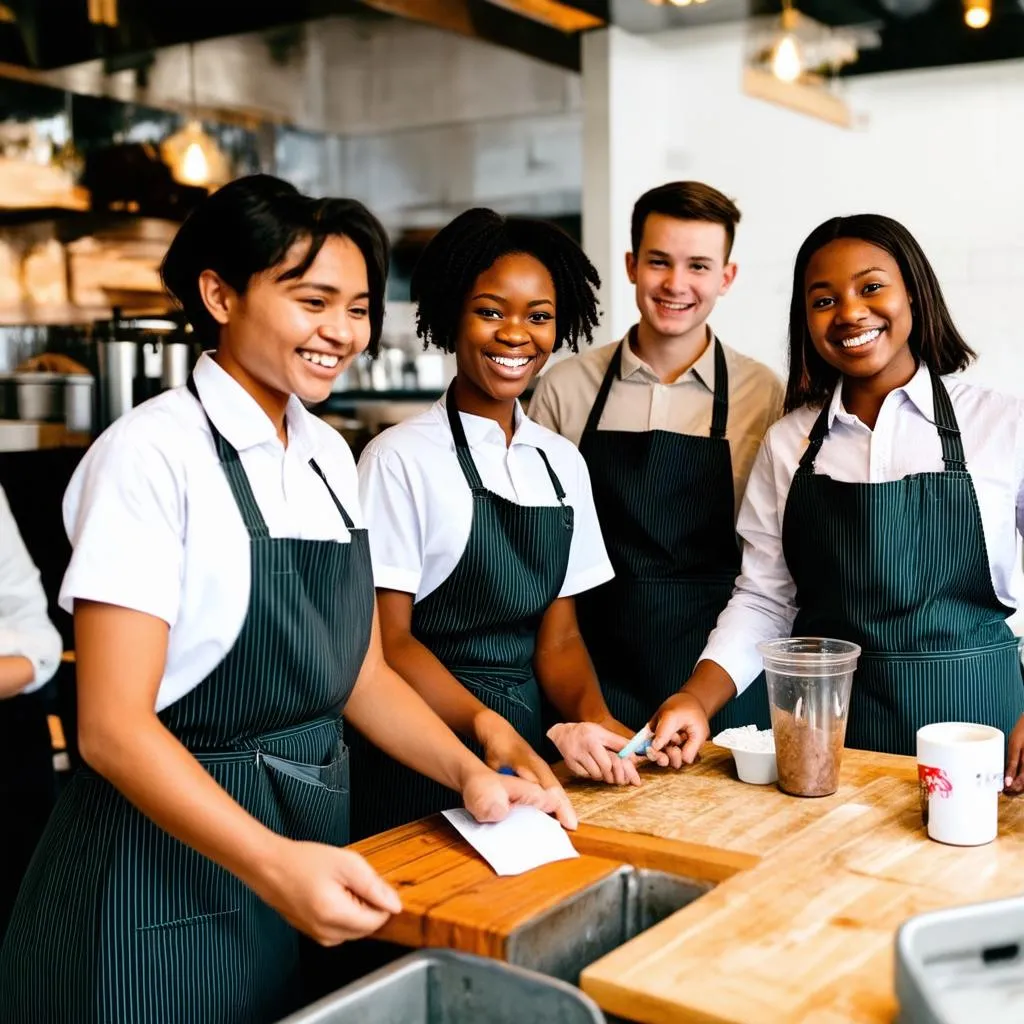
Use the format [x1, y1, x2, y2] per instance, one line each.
[570, 745, 1024, 1024]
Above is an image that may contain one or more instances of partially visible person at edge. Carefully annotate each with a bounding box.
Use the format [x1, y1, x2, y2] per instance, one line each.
[0, 480, 62, 939]
[0, 175, 569, 1024]
[351, 208, 673, 840]
[648, 213, 1024, 790]
[530, 181, 784, 739]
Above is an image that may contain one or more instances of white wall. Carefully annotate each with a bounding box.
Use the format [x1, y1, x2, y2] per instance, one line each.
[582, 24, 1024, 397]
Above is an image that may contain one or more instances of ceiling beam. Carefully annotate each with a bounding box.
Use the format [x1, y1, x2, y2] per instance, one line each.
[359, 0, 583, 69]
[484, 0, 604, 32]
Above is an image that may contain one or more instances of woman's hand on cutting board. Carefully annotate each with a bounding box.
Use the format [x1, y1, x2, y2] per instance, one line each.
[648, 692, 710, 769]
[1004, 713, 1024, 794]
[547, 722, 642, 786]
[257, 841, 402, 946]
[461, 767, 578, 831]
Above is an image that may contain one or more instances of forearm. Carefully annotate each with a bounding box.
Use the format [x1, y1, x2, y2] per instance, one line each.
[345, 662, 486, 793]
[0, 654, 36, 698]
[680, 660, 738, 718]
[79, 711, 285, 896]
[383, 632, 494, 741]
[535, 635, 616, 726]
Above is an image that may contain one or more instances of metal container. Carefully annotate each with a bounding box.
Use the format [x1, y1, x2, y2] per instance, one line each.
[12, 371, 64, 422]
[277, 949, 607, 1024]
[161, 341, 192, 390]
[503, 866, 709, 984]
[64, 374, 95, 433]
[895, 895, 1024, 1023]
[96, 339, 138, 429]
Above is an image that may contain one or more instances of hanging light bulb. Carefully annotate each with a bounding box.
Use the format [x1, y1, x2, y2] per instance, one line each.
[771, 34, 803, 82]
[160, 44, 229, 190]
[963, 0, 991, 27]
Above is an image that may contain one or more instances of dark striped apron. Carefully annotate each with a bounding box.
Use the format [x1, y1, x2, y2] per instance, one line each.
[781, 368, 1024, 756]
[575, 332, 771, 732]
[0, 376, 374, 1024]
[348, 385, 573, 840]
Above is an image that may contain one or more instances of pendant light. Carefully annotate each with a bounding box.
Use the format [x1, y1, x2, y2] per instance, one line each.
[770, 0, 804, 83]
[963, 0, 991, 27]
[160, 44, 229, 190]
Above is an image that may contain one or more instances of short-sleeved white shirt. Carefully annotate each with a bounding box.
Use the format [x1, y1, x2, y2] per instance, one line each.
[59, 352, 363, 712]
[357, 396, 614, 603]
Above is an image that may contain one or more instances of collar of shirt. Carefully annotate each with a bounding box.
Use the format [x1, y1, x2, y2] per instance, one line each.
[191, 352, 320, 461]
[434, 393, 550, 450]
[618, 326, 718, 393]
[826, 361, 935, 431]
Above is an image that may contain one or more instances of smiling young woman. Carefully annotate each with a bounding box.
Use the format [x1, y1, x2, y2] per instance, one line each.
[0, 178, 568, 1024]
[647, 213, 1024, 787]
[348, 207, 653, 840]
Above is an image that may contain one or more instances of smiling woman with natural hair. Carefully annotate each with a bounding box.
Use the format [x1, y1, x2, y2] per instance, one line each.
[649, 213, 1024, 789]
[350, 207, 663, 840]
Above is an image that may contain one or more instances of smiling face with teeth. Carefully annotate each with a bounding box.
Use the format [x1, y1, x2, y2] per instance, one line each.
[626, 214, 737, 352]
[450, 252, 557, 427]
[804, 238, 917, 395]
[202, 234, 372, 425]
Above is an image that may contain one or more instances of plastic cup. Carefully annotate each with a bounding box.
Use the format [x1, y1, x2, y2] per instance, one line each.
[758, 637, 861, 797]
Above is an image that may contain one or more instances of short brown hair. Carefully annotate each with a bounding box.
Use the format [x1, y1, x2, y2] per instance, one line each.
[630, 181, 741, 258]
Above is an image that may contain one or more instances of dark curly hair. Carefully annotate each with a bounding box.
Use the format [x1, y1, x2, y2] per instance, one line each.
[410, 208, 601, 354]
[785, 214, 974, 413]
[161, 173, 390, 355]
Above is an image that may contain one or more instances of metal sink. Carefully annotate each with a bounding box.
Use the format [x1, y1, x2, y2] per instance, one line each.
[504, 866, 710, 985]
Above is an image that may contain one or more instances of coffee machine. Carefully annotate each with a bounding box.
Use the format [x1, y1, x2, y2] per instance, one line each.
[94, 311, 199, 430]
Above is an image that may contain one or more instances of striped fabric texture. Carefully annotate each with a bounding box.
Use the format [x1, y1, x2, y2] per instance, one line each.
[782, 367, 1024, 755]
[576, 334, 770, 732]
[0, 375, 374, 1023]
[348, 383, 573, 840]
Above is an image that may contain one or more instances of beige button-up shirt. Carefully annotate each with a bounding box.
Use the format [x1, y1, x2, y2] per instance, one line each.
[529, 330, 785, 515]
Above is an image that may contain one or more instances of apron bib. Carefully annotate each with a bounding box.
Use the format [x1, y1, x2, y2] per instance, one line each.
[782, 368, 1024, 756]
[576, 333, 770, 732]
[0, 377, 374, 1024]
[349, 385, 573, 840]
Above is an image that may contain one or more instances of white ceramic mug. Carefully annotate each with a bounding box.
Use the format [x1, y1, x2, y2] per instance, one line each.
[916, 722, 1004, 847]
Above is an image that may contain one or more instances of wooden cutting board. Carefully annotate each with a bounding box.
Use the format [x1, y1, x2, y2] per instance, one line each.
[578, 754, 1024, 1024]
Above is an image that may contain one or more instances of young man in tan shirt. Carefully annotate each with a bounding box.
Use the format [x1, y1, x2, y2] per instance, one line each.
[530, 181, 783, 734]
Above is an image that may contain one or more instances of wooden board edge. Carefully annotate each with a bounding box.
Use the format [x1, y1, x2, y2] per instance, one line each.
[581, 973, 731, 1024]
[570, 823, 762, 883]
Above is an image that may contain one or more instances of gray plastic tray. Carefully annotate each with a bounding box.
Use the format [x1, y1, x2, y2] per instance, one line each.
[279, 948, 607, 1023]
[895, 895, 1024, 1023]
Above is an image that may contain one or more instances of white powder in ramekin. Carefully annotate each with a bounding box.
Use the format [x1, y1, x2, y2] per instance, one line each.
[713, 724, 775, 753]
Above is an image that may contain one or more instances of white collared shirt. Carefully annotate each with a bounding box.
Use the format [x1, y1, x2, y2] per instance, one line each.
[0, 482, 62, 694]
[702, 363, 1024, 693]
[357, 396, 615, 603]
[59, 352, 363, 711]
[529, 331, 785, 513]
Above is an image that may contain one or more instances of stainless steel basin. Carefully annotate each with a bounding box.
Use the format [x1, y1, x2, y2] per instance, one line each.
[504, 866, 710, 984]
[279, 949, 608, 1023]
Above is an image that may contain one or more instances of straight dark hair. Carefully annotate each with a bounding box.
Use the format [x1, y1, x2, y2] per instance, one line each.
[785, 214, 975, 413]
[630, 181, 741, 258]
[161, 173, 390, 354]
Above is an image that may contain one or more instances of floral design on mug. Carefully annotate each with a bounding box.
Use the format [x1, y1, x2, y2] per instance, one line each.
[918, 764, 953, 827]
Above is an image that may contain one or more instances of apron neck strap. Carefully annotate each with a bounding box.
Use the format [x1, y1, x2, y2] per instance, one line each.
[582, 335, 625, 435]
[709, 337, 729, 440]
[582, 329, 729, 439]
[929, 369, 967, 472]
[445, 381, 486, 491]
[797, 366, 967, 475]
[187, 372, 357, 537]
[445, 381, 567, 505]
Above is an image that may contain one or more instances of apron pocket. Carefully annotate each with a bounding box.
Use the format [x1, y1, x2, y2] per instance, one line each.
[261, 743, 350, 847]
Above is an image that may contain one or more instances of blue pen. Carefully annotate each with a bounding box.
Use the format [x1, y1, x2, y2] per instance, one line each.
[498, 766, 517, 776]
[618, 724, 654, 760]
